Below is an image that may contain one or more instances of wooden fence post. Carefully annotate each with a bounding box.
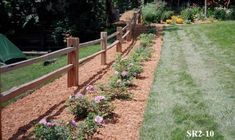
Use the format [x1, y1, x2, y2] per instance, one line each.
[100, 32, 107, 65]
[127, 21, 132, 41]
[134, 12, 137, 25]
[116, 27, 123, 53]
[67, 37, 79, 87]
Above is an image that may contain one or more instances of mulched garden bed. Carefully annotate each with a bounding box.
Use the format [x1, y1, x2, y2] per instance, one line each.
[1, 24, 163, 140]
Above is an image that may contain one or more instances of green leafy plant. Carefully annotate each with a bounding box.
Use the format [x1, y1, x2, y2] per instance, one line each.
[147, 27, 157, 34]
[110, 54, 144, 88]
[66, 92, 114, 119]
[76, 113, 100, 140]
[161, 11, 174, 21]
[109, 75, 133, 88]
[98, 84, 132, 100]
[34, 119, 70, 140]
[91, 95, 115, 118]
[66, 95, 92, 119]
[213, 7, 227, 20]
[138, 33, 155, 47]
[142, 2, 167, 24]
[213, 7, 235, 20]
[181, 8, 194, 21]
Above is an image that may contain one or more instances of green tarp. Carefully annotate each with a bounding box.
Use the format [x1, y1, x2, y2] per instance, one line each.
[0, 34, 26, 64]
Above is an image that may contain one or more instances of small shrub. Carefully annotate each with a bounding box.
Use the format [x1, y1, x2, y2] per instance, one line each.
[181, 8, 194, 21]
[66, 93, 114, 119]
[76, 113, 100, 140]
[166, 19, 172, 24]
[211, 7, 235, 20]
[142, 3, 158, 24]
[142, 2, 167, 24]
[91, 95, 114, 118]
[213, 7, 227, 20]
[109, 75, 133, 88]
[147, 27, 157, 34]
[138, 33, 155, 47]
[66, 95, 92, 119]
[128, 61, 143, 77]
[34, 119, 70, 140]
[98, 84, 132, 100]
[176, 18, 184, 24]
[161, 11, 174, 21]
[171, 15, 178, 22]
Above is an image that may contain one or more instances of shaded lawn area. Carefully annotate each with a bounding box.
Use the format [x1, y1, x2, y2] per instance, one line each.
[0, 44, 101, 92]
[140, 21, 235, 140]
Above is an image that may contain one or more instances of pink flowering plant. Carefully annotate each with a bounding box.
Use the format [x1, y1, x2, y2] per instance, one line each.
[34, 119, 70, 140]
[66, 88, 114, 120]
[91, 95, 114, 118]
[85, 85, 95, 93]
[76, 113, 100, 140]
[66, 95, 92, 119]
[111, 54, 144, 88]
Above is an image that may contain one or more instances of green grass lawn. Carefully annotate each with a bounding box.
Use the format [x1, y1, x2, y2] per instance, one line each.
[0, 44, 101, 92]
[140, 21, 235, 140]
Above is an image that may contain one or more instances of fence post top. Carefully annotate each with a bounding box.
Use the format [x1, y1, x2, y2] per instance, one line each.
[67, 37, 79, 47]
[117, 26, 122, 30]
[101, 32, 107, 37]
[67, 36, 79, 41]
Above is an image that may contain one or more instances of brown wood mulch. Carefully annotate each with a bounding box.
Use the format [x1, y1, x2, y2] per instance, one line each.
[1, 24, 163, 140]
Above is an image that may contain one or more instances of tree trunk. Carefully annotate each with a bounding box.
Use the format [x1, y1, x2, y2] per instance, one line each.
[106, 0, 112, 26]
[227, 0, 231, 8]
[204, 0, 207, 18]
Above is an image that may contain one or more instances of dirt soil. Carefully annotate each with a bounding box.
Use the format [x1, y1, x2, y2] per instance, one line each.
[1, 24, 163, 140]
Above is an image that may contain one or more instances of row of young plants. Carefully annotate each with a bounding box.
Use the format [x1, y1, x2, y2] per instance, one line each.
[33, 32, 156, 140]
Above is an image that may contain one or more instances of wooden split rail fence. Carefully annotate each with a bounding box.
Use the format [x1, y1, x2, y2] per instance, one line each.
[0, 9, 141, 139]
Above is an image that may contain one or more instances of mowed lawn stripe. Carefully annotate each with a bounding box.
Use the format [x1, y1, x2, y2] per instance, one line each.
[140, 22, 235, 140]
[183, 24, 235, 140]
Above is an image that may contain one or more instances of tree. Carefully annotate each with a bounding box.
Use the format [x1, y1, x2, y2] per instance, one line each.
[205, 0, 207, 18]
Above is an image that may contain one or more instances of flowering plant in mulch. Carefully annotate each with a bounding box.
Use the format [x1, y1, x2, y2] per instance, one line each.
[85, 85, 95, 93]
[76, 113, 103, 140]
[66, 92, 92, 119]
[138, 33, 155, 47]
[98, 84, 132, 100]
[34, 119, 71, 140]
[91, 95, 114, 118]
[66, 90, 114, 119]
[111, 54, 144, 88]
[131, 46, 153, 61]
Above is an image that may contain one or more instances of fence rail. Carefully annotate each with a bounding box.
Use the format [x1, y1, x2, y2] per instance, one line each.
[80, 38, 102, 48]
[0, 47, 75, 73]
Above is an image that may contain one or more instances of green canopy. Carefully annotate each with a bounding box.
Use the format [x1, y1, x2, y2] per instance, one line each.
[0, 34, 26, 64]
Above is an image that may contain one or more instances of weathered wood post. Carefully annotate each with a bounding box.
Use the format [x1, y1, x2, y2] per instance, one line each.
[127, 21, 132, 41]
[67, 37, 79, 87]
[116, 27, 123, 53]
[134, 11, 137, 25]
[100, 32, 107, 65]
